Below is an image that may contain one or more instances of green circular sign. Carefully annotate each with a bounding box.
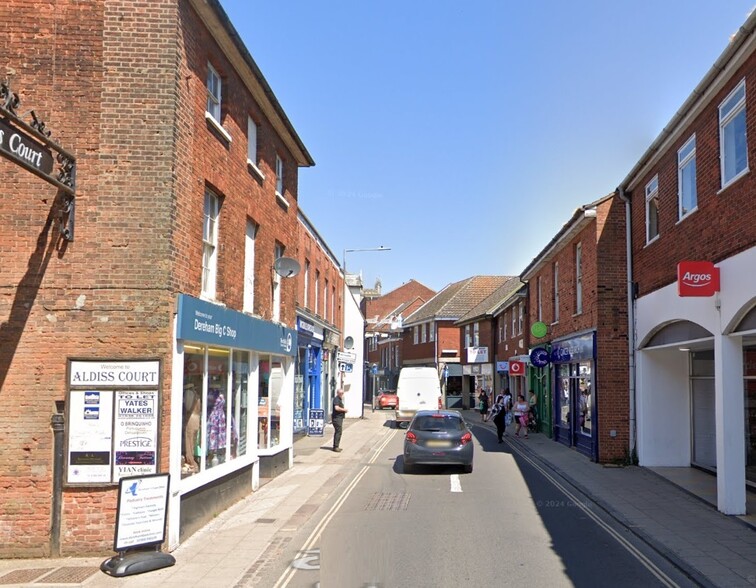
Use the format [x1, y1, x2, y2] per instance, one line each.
[531, 321, 548, 339]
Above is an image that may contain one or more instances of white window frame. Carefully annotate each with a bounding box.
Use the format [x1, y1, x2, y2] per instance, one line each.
[473, 322, 480, 347]
[324, 279, 329, 322]
[575, 242, 583, 315]
[645, 175, 660, 244]
[464, 325, 471, 348]
[314, 270, 319, 316]
[332, 286, 336, 325]
[429, 322, 435, 342]
[413, 326, 419, 345]
[421, 323, 427, 344]
[275, 154, 284, 197]
[537, 276, 542, 322]
[243, 220, 257, 313]
[518, 302, 524, 335]
[247, 117, 264, 180]
[553, 262, 559, 323]
[272, 243, 284, 322]
[201, 190, 219, 299]
[511, 309, 516, 337]
[719, 78, 748, 188]
[206, 63, 222, 122]
[303, 260, 310, 309]
[677, 134, 697, 220]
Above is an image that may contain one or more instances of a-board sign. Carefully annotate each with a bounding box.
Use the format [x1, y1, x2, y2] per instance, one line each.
[113, 473, 170, 552]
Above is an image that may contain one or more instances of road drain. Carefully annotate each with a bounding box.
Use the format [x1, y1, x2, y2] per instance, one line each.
[364, 492, 410, 511]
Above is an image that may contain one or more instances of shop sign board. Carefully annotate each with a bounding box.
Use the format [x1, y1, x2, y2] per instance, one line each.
[677, 261, 720, 297]
[551, 333, 595, 363]
[496, 361, 509, 373]
[308, 408, 325, 436]
[466, 346, 489, 363]
[336, 351, 356, 364]
[530, 347, 550, 368]
[509, 360, 526, 376]
[67, 360, 160, 485]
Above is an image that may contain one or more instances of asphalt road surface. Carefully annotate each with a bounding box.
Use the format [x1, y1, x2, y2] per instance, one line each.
[258, 418, 698, 588]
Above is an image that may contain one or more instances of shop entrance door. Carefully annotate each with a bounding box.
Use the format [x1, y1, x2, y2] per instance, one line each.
[691, 378, 716, 471]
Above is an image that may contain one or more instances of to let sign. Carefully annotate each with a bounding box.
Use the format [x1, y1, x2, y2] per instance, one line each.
[677, 261, 720, 297]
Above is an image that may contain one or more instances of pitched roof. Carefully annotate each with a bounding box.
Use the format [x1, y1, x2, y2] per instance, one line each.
[363, 279, 435, 324]
[456, 277, 522, 324]
[404, 276, 511, 325]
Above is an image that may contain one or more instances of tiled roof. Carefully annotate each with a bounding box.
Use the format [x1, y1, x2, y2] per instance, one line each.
[456, 277, 522, 324]
[363, 279, 435, 323]
[404, 276, 511, 325]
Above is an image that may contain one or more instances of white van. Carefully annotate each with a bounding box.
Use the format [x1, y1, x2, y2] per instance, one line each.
[395, 367, 442, 427]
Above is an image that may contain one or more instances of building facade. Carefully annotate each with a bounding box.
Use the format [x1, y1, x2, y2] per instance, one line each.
[520, 195, 628, 462]
[1, 0, 313, 556]
[619, 10, 756, 515]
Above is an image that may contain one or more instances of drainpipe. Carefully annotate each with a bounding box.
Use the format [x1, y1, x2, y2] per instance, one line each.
[618, 188, 637, 461]
[50, 401, 65, 556]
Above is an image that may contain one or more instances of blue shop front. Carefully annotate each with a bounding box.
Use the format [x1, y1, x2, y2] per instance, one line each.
[295, 316, 324, 436]
[170, 294, 297, 547]
[552, 331, 597, 461]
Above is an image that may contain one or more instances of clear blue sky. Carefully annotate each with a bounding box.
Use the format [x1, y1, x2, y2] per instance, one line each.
[219, 0, 755, 294]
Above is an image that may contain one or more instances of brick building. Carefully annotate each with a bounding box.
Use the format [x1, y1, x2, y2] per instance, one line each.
[294, 209, 343, 433]
[1, 0, 314, 556]
[455, 278, 521, 410]
[402, 276, 510, 405]
[618, 10, 756, 515]
[520, 194, 628, 462]
[363, 279, 435, 398]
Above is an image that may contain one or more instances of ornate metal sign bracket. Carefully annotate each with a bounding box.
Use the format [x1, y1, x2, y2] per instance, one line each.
[1, 80, 77, 240]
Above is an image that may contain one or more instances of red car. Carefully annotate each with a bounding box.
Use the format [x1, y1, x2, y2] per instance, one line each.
[375, 390, 398, 410]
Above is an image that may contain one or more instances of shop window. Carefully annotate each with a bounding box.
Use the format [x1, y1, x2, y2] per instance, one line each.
[258, 356, 283, 449]
[182, 345, 245, 478]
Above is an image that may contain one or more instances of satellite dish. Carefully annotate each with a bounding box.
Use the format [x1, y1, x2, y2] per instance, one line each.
[344, 336, 354, 349]
[273, 257, 301, 278]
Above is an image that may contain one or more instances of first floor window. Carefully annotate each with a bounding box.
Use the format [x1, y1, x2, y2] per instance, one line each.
[645, 176, 659, 243]
[202, 190, 220, 298]
[720, 79, 748, 187]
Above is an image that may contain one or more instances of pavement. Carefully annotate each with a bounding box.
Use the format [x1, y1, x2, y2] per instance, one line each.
[0, 406, 754, 587]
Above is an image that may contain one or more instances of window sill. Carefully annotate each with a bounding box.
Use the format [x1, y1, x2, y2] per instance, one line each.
[275, 191, 290, 209]
[247, 159, 265, 181]
[644, 234, 660, 248]
[718, 167, 750, 194]
[676, 206, 698, 225]
[205, 112, 232, 143]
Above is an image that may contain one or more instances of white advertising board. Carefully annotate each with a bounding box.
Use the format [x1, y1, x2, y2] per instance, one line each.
[114, 473, 170, 551]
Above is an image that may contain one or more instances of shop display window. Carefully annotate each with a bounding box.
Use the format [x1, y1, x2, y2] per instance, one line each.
[182, 345, 247, 478]
[258, 355, 284, 449]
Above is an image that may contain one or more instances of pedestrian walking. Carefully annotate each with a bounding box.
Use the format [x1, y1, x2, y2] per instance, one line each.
[490, 393, 507, 443]
[478, 388, 489, 421]
[331, 388, 348, 452]
[514, 394, 529, 438]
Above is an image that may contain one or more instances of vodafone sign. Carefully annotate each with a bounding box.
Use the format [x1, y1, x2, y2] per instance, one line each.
[677, 261, 720, 297]
[509, 360, 526, 376]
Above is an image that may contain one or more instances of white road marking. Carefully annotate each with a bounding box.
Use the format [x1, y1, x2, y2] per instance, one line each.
[450, 474, 462, 492]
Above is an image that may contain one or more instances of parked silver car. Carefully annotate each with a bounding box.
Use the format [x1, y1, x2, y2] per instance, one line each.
[403, 410, 473, 474]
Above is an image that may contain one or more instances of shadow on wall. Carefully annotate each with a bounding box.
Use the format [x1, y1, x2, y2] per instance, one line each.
[0, 192, 69, 392]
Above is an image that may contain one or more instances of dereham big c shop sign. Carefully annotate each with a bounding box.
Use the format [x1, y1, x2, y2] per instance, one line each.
[677, 261, 720, 297]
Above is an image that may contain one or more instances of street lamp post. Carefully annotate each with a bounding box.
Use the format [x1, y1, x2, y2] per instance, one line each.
[341, 246, 391, 418]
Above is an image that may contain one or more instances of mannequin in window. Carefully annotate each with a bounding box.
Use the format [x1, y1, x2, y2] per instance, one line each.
[183, 384, 201, 473]
[208, 391, 237, 465]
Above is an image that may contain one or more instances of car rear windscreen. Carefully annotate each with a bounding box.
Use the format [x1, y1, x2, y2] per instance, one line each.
[413, 416, 464, 431]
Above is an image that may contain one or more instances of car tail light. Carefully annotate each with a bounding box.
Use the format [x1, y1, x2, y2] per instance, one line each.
[460, 432, 472, 446]
[406, 431, 417, 444]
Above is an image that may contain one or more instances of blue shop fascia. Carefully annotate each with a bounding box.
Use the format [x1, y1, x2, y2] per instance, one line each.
[171, 294, 298, 545]
[295, 312, 340, 435]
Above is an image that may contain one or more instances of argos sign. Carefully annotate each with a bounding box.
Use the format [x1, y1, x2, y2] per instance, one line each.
[677, 261, 720, 297]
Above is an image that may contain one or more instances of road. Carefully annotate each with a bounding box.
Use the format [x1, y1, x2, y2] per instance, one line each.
[255, 416, 698, 588]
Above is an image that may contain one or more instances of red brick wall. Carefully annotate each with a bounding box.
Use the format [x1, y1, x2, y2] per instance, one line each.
[526, 198, 628, 462]
[1, 0, 304, 556]
[295, 220, 342, 329]
[630, 54, 756, 296]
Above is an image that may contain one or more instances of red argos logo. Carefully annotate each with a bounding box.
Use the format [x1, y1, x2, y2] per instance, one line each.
[677, 261, 720, 297]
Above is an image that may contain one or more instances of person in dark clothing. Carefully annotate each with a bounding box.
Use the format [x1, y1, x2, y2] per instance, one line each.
[332, 388, 348, 452]
[490, 393, 507, 443]
[478, 389, 489, 421]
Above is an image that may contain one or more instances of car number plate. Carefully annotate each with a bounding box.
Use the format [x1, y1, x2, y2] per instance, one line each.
[426, 440, 451, 448]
